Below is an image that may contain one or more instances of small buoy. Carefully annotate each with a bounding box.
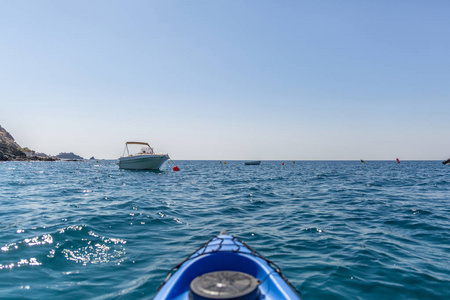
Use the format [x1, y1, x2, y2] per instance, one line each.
[224, 162, 226, 164]
[396, 158, 400, 164]
[282, 162, 284, 165]
[220, 161, 222, 164]
[361, 159, 365, 164]
[173, 166, 180, 171]
[293, 161, 295, 164]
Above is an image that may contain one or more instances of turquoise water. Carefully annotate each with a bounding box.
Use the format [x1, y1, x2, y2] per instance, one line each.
[1, 160, 449, 299]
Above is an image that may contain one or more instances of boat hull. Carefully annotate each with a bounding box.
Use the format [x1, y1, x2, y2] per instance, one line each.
[118, 154, 169, 170]
[244, 161, 261, 165]
[154, 234, 301, 300]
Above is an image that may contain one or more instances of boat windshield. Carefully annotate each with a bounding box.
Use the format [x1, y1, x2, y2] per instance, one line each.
[140, 147, 154, 154]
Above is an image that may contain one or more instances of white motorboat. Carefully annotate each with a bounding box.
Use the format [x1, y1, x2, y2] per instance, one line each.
[118, 142, 169, 170]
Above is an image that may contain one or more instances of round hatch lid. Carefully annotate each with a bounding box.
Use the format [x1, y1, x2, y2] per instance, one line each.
[190, 271, 260, 300]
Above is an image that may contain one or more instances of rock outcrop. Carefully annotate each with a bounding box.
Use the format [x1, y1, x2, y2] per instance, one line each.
[0, 125, 58, 161]
[56, 152, 84, 160]
[0, 125, 26, 161]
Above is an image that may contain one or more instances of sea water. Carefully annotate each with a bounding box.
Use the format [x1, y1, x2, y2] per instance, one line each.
[0, 160, 449, 299]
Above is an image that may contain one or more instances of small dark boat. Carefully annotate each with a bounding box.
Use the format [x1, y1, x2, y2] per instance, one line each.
[244, 161, 261, 165]
[154, 231, 301, 300]
[443, 158, 450, 165]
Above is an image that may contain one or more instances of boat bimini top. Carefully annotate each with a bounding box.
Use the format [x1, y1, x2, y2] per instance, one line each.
[122, 142, 155, 157]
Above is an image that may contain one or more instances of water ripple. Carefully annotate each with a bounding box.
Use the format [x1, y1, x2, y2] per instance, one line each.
[0, 160, 449, 299]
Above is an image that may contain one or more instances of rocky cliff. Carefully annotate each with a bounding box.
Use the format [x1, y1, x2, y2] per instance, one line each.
[0, 125, 26, 161]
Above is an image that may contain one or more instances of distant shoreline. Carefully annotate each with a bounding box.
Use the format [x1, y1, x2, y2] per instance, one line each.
[2, 156, 59, 162]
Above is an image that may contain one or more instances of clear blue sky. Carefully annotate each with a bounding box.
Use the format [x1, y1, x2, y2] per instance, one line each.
[1, 1, 449, 160]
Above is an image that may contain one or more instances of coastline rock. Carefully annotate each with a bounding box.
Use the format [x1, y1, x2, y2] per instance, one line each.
[0, 125, 26, 161]
[14, 156, 59, 161]
[0, 125, 59, 161]
[56, 152, 84, 160]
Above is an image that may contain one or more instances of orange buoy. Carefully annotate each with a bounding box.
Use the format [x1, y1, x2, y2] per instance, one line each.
[173, 166, 180, 171]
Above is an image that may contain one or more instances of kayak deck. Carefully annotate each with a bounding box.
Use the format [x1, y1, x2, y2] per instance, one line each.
[154, 234, 301, 300]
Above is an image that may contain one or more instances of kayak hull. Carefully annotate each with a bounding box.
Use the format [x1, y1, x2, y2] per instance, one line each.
[154, 234, 301, 300]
